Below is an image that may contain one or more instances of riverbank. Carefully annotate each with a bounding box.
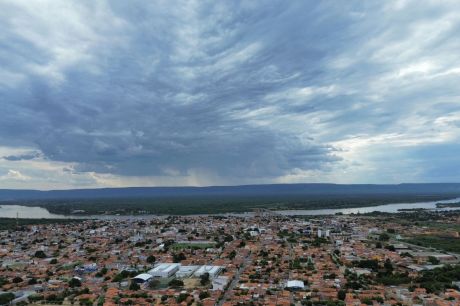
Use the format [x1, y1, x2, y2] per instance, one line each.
[2, 194, 457, 217]
[1, 196, 460, 219]
[436, 202, 460, 208]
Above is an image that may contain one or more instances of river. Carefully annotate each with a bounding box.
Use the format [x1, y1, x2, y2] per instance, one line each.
[1, 197, 460, 219]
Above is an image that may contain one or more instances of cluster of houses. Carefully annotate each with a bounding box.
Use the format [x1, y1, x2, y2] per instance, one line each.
[0, 212, 459, 305]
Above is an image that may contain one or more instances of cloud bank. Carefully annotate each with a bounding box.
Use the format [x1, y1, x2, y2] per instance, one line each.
[0, 0, 460, 189]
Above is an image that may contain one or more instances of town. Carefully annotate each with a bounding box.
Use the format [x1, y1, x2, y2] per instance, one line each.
[1, 211, 460, 306]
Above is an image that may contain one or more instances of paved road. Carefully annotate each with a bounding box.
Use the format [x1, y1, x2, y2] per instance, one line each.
[217, 251, 253, 306]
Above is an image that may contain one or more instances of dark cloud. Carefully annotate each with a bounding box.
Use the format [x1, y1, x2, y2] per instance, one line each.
[0, 0, 459, 184]
[3, 151, 41, 161]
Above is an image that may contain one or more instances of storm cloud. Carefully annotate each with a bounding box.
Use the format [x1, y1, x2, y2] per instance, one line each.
[1, 0, 460, 188]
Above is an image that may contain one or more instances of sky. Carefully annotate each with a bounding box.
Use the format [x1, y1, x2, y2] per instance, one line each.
[1, 0, 460, 190]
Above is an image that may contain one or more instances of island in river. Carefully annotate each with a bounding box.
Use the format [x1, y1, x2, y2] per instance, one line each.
[436, 202, 460, 208]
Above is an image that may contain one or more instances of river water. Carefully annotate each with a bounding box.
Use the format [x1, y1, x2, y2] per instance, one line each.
[0, 205, 69, 219]
[1, 197, 460, 219]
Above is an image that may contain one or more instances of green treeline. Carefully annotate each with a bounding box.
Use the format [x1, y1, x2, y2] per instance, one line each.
[3, 194, 451, 216]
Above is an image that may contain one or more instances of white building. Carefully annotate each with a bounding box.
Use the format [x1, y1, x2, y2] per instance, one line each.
[148, 263, 180, 278]
[176, 265, 199, 278]
[212, 276, 229, 290]
[286, 280, 305, 290]
[133, 273, 153, 283]
[193, 265, 223, 278]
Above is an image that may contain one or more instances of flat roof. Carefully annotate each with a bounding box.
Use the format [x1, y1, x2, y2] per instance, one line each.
[149, 263, 181, 273]
[178, 265, 199, 272]
[194, 265, 223, 275]
[287, 280, 304, 288]
[133, 273, 153, 281]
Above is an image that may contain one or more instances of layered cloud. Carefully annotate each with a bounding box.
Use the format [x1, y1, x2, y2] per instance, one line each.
[0, 0, 459, 188]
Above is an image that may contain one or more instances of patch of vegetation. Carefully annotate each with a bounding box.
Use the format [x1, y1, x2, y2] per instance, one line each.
[0, 277, 9, 286]
[418, 265, 460, 293]
[423, 221, 460, 233]
[69, 278, 82, 288]
[34, 250, 47, 258]
[129, 282, 140, 290]
[3, 194, 455, 216]
[376, 272, 412, 286]
[436, 202, 460, 208]
[404, 235, 460, 253]
[168, 278, 184, 288]
[352, 259, 379, 271]
[172, 252, 187, 263]
[0, 293, 15, 305]
[112, 270, 139, 282]
[200, 273, 210, 286]
[0, 217, 84, 231]
[171, 242, 215, 250]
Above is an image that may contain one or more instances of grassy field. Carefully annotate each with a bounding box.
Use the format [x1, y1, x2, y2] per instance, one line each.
[404, 235, 460, 253]
[183, 278, 201, 289]
[424, 221, 460, 232]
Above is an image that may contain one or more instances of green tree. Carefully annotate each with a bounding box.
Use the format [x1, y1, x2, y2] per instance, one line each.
[12, 276, 23, 283]
[176, 293, 188, 303]
[129, 282, 140, 291]
[228, 250, 237, 260]
[353, 259, 379, 271]
[69, 278, 82, 288]
[384, 258, 394, 274]
[168, 279, 184, 288]
[385, 245, 396, 252]
[337, 289, 346, 301]
[172, 252, 186, 263]
[200, 273, 210, 286]
[199, 291, 210, 300]
[224, 235, 233, 242]
[0, 293, 15, 305]
[148, 279, 160, 289]
[34, 250, 47, 258]
[147, 255, 156, 264]
[428, 256, 440, 265]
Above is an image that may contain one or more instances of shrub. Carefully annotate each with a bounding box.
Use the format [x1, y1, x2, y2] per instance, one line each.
[199, 291, 210, 300]
[34, 250, 47, 258]
[168, 279, 184, 288]
[12, 276, 23, 283]
[69, 277, 82, 288]
[0, 293, 15, 305]
[129, 282, 140, 291]
[146, 255, 156, 264]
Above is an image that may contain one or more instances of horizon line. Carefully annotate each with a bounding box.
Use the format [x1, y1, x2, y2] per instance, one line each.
[1, 182, 460, 192]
